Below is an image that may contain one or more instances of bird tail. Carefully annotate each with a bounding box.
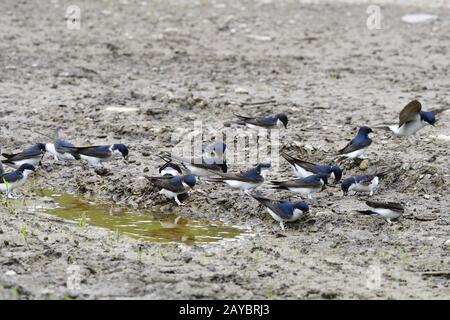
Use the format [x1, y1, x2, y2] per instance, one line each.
[372, 125, 392, 132]
[54, 127, 62, 140]
[368, 167, 393, 178]
[332, 154, 348, 162]
[157, 153, 172, 165]
[280, 150, 300, 166]
[248, 193, 273, 207]
[233, 113, 250, 125]
[158, 152, 176, 164]
[204, 177, 226, 184]
[160, 152, 191, 164]
[268, 181, 286, 189]
[357, 210, 376, 215]
[1, 153, 15, 159]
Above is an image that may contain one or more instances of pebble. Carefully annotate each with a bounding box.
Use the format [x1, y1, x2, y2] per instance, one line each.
[234, 87, 249, 94]
[359, 159, 369, 170]
[105, 106, 138, 113]
[5, 270, 16, 276]
[247, 35, 272, 41]
[423, 194, 430, 200]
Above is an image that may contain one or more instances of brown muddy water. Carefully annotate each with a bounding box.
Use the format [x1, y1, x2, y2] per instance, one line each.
[33, 189, 252, 245]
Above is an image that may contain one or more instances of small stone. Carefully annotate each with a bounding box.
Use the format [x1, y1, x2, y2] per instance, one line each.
[247, 34, 272, 41]
[234, 87, 249, 94]
[423, 194, 430, 200]
[359, 159, 369, 170]
[5, 270, 16, 276]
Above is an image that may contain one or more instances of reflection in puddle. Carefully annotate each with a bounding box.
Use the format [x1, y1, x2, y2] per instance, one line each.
[34, 189, 250, 245]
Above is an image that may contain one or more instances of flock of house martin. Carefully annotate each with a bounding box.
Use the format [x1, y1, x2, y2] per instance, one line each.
[0, 100, 446, 230]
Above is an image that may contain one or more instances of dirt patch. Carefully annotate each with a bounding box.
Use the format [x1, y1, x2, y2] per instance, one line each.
[0, 0, 449, 299]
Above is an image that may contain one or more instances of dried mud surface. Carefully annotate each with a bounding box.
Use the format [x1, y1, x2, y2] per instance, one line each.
[0, 0, 449, 299]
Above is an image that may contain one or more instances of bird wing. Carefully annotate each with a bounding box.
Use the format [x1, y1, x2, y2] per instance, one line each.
[66, 145, 111, 158]
[399, 100, 422, 128]
[234, 114, 275, 128]
[338, 138, 372, 155]
[1, 171, 24, 184]
[247, 117, 276, 128]
[2, 148, 44, 161]
[250, 195, 293, 220]
[208, 171, 263, 183]
[271, 178, 321, 189]
[146, 176, 185, 193]
[280, 152, 318, 172]
[234, 114, 254, 121]
[365, 200, 404, 212]
[357, 175, 377, 186]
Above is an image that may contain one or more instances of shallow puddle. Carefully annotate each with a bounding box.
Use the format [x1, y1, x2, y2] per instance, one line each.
[34, 189, 250, 245]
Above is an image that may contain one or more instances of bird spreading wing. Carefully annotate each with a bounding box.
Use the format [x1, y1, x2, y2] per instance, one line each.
[398, 100, 422, 128]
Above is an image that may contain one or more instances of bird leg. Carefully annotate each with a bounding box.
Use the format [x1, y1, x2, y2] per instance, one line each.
[174, 196, 183, 206]
[279, 221, 285, 231]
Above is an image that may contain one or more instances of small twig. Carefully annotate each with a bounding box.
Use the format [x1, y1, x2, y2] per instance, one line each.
[421, 271, 450, 278]
[413, 215, 438, 221]
[240, 99, 277, 107]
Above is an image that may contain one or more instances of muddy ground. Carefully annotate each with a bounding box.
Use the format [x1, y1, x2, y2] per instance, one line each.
[0, 0, 449, 299]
